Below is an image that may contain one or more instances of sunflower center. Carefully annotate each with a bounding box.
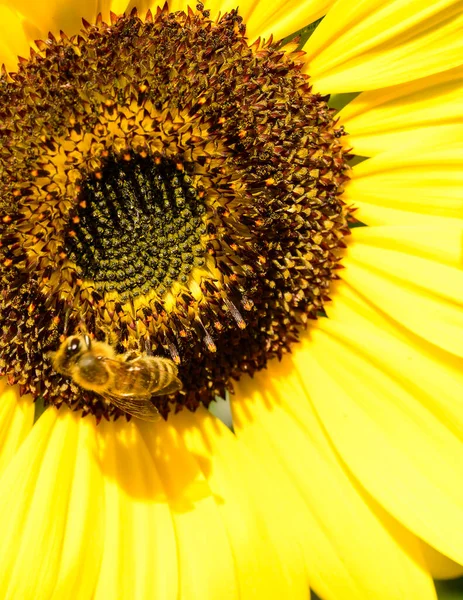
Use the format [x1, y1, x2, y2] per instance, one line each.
[0, 7, 351, 420]
[65, 154, 206, 300]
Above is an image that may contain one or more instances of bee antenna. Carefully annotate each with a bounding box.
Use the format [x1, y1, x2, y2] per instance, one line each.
[84, 334, 92, 350]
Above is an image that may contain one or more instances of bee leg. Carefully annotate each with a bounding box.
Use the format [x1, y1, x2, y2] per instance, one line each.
[143, 334, 153, 356]
[62, 307, 71, 335]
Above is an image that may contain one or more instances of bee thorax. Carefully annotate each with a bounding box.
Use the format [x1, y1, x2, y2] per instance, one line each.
[76, 354, 110, 388]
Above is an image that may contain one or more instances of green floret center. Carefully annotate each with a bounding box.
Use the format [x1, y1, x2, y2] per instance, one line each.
[65, 154, 207, 300]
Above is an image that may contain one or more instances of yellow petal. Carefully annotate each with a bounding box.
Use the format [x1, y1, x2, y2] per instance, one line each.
[3, 404, 288, 599]
[238, 0, 333, 44]
[109, 0, 132, 16]
[0, 5, 32, 70]
[139, 412, 238, 600]
[0, 407, 104, 599]
[0, 382, 34, 476]
[139, 407, 308, 599]
[93, 417, 178, 600]
[344, 148, 463, 228]
[0, 391, 310, 598]
[117, 0, 195, 16]
[421, 542, 463, 580]
[176, 407, 309, 599]
[116, 0, 160, 18]
[323, 280, 463, 441]
[2, 0, 100, 49]
[232, 360, 435, 600]
[303, 0, 463, 93]
[342, 225, 463, 356]
[50, 411, 105, 599]
[339, 65, 463, 156]
[345, 223, 463, 267]
[297, 321, 463, 565]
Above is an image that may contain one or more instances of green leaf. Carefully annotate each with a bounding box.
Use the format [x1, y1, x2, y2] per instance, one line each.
[436, 578, 463, 600]
[309, 579, 463, 599]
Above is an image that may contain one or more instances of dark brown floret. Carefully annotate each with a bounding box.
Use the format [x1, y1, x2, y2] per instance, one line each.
[0, 6, 350, 420]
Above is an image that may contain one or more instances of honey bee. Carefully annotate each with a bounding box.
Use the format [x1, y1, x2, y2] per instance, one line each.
[50, 334, 182, 421]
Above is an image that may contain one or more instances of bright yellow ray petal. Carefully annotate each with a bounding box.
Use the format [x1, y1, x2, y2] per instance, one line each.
[297, 325, 463, 565]
[344, 148, 463, 227]
[137, 414, 240, 600]
[347, 232, 463, 301]
[175, 407, 309, 599]
[197, 0, 316, 36]
[121, 0, 191, 15]
[0, 5, 32, 70]
[339, 266, 463, 357]
[49, 411, 105, 600]
[349, 201, 463, 229]
[345, 143, 463, 227]
[109, 0, 130, 14]
[345, 224, 463, 267]
[93, 418, 178, 600]
[421, 542, 463, 580]
[240, 0, 333, 44]
[116, 0, 162, 19]
[0, 407, 103, 599]
[342, 228, 463, 357]
[323, 281, 463, 441]
[232, 361, 436, 600]
[3, 0, 99, 48]
[339, 65, 463, 156]
[139, 407, 310, 599]
[0, 382, 34, 476]
[303, 0, 463, 93]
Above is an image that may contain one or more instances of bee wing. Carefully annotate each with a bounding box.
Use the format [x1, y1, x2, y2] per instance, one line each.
[102, 392, 160, 422]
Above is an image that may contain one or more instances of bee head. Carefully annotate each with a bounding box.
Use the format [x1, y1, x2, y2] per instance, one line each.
[49, 334, 85, 375]
[65, 337, 80, 357]
[65, 334, 91, 357]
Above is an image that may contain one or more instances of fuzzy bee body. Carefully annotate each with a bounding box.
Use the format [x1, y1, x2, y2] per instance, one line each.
[50, 334, 182, 421]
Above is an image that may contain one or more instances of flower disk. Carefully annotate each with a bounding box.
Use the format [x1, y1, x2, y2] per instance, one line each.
[0, 6, 350, 419]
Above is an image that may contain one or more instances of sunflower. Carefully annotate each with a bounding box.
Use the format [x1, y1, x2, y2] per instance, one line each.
[0, 0, 462, 598]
